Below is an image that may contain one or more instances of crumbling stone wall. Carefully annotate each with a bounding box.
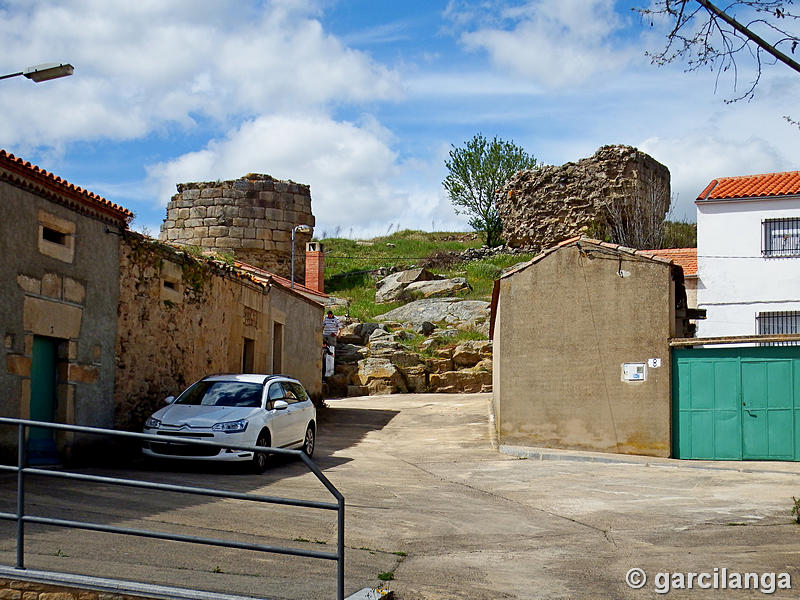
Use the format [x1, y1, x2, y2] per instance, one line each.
[159, 174, 314, 279]
[115, 233, 322, 432]
[497, 145, 670, 249]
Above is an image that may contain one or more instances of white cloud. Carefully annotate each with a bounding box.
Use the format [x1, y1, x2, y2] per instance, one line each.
[453, 0, 633, 88]
[146, 112, 468, 238]
[0, 0, 401, 152]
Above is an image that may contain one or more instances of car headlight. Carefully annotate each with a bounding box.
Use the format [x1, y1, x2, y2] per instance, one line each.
[211, 419, 248, 433]
[144, 417, 161, 429]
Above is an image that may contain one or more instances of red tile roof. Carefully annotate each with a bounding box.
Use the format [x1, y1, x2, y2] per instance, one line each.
[233, 260, 328, 299]
[0, 149, 133, 225]
[697, 171, 800, 201]
[639, 247, 697, 277]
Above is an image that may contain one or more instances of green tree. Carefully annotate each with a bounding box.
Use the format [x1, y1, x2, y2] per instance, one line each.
[443, 134, 538, 247]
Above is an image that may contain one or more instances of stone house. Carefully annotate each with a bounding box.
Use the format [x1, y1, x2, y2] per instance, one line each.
[0, 150, 133, 462]
[490, 237, 695, 457]
[0, 150, 324, 461]
[114, 233, 324, 432]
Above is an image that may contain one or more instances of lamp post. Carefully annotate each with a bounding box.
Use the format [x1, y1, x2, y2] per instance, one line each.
[291, 224, 313, 289]
[0, 63, 74, 83]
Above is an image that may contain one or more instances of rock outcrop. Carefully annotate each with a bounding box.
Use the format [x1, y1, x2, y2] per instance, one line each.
[496, 144, 670, 250]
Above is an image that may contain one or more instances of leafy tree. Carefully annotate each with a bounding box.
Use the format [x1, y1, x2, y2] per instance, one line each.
[443, 134, 538, 247]
[637, 0, 800, 101]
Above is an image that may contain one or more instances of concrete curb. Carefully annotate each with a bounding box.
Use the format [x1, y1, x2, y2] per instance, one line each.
[500, 445, 800, 476]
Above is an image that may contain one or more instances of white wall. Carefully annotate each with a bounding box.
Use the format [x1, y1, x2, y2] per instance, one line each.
[696, 196, 800, 337]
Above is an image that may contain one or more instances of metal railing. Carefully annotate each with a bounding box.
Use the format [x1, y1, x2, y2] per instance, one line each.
[0, 417, 345, 600]
[762, 217, 800, 257]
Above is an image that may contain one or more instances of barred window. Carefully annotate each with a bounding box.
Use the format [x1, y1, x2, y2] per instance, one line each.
[762, 218, 800, 256]
[756, 311, 800, 346]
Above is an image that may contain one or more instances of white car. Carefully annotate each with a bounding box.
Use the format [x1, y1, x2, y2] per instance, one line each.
[142, 374, 316, 472]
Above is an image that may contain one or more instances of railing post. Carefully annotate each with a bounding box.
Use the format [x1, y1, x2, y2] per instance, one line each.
[337, 497, 344, 600]
[16, 423, 25, 569]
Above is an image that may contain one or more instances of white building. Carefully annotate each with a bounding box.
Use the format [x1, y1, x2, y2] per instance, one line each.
[696, 171, 800, 338]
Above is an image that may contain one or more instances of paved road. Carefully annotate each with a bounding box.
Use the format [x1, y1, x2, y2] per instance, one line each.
[1, 393, 799, 599]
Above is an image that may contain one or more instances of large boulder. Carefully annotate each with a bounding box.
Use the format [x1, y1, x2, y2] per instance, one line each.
[374, 298, 490, 328]
[428, 370, 492, 393]
[357, 357, 407, 395]
[402, 365, 428, 392]
[403, 277, 471, 300]
[335, 343, 369, 364]
[375, 268, 441, 303]
[452, 340, 493, 368]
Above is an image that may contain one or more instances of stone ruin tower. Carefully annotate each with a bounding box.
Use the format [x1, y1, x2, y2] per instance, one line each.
[159, 174, 315, 280]
[496, 145, 671, 250]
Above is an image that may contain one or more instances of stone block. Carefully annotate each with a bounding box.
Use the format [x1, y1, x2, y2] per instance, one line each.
[273, 230, 290, 242]
[22, 592, 38, 600]
[177, 208, 190, 219]
[184, 218, 203, 228]
[244, 227, 256, 239]
[229, 226, 244, 238]
[183, 189, 201, 200]
[163, 220, 175, 229]
[6, 355, 31, 376]
[263, 241, 276, 250]
[265, 208, 284, 221]
[215, 238, 242, 248]
[0, 590, 22, 600]
[63, 277, 86, 304]
[68, 363, 98, 383]
[201, 237, 216, 246]
[176, 200, 194, 208]
[40, 593, 76, 600]
[208, 226, 229, 237]
[193, 226, 209, 238]
[200, 188, 218, 198]
[241, 239, 264, 249]
[189, 206, 206, 219]
[207, 205, 224, 218]
[254, 219, 268, 229]
[41, 273, 62, 299]
[16, 274, 40, 295]
[233, 217, 250, 227]
[166, 229, 179, 240]
[167, 208, 179, 220]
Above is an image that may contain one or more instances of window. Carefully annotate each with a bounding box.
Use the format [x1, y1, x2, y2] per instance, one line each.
[242, 338, 255, 372]
[762, 218, 800, 257]
[37, 210, 75, 263]
[756, 311, 800, 346]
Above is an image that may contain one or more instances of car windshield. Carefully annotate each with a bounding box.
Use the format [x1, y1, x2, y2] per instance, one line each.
[174, 381, 263, 407]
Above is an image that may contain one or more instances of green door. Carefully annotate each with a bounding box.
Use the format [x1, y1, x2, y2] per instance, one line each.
[29, 336, 60, 464]
[673, 347, 800, 461]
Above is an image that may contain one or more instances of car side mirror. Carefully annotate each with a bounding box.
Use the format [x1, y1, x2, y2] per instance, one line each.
[164, 395, 176, 405]
[272, 399, 289, 411]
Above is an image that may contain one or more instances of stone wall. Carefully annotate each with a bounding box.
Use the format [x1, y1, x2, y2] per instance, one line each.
[497, 145, 671, 249]
[114, 233, 322, 432]
[0, 577, 154, 600]
[159, 174, 315, 280]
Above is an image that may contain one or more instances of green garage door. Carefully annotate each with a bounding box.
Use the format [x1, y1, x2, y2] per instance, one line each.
[673, 347, 800, 461]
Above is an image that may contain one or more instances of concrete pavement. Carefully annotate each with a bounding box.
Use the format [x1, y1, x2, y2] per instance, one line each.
[1, 392, 799, 599]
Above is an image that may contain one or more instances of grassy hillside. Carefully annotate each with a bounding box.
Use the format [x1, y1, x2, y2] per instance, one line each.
[320, 229, 532, 320]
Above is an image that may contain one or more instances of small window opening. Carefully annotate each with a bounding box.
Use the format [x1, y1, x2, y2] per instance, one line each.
[42, 227, 67, 246]
[163, 280, 177, 290]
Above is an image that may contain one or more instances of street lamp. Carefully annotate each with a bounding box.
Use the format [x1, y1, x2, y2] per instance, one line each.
[0, 63, 74, 83]
[291, 224, 313, 289]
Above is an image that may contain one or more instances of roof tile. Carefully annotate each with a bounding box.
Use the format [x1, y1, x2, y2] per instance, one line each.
[0, 149, 133, 224]
[697, 171, 800, 201]
[640, 247, 697, 276]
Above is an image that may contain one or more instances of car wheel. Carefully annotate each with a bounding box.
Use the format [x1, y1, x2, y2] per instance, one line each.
[252, 431, 271, 473]
[302, 424, 315, 458]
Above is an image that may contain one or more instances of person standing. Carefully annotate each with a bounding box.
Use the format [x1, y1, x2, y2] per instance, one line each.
[322, 310, 341, 346]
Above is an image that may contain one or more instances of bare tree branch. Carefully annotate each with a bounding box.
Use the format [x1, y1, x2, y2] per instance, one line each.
[637, 0, 800, 101]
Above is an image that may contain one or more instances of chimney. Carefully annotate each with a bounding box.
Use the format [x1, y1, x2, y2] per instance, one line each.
[305, 242, 325, 293]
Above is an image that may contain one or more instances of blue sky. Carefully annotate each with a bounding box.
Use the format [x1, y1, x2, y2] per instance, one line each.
[1, 0, 798, 238]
